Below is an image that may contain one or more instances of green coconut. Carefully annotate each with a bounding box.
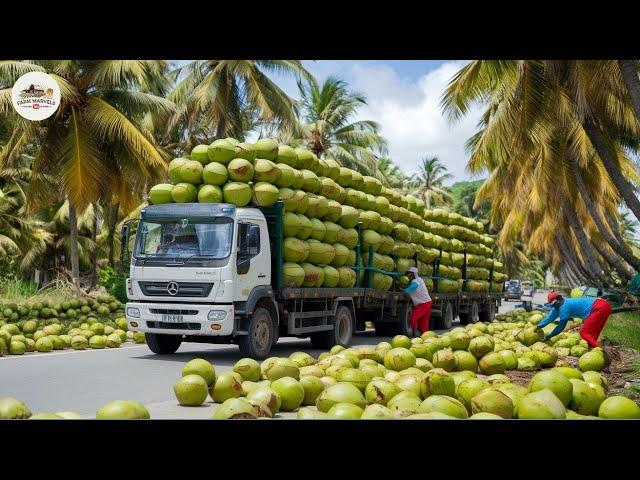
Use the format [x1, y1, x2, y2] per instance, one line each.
[598, 396, 640, 419]
[197, 184, 223, 203]
[149, 184, 174, 205]
[179, 160, 204, 184]
[578, 351, 605, 372]
[275, 163, 296, 188]
[277, 145, 298, 167]
[233, 358, 262, 382]
[283, 262, 305, 287]
[517, 389, 566, 419]
[168, 158, 188, 183]
[252, 182, 279, 207]
[173, 374, 208, 406]
[296, 215, 313, 240]
[227, 158, 255, 182]
[271, 377, 305, 411]
[316, 382, 367, 412]
[529, 370, 573, 407]
[254, 138, 279, 160]
[210, 372, 243, 403]
[96, 400, 150, 420]
[419, 395, 469, 418]
[206, 139, 235, 165]
[234, 142, 257, 162]
[222, 182, 252, 207]
[213, 398, 258, 420]
[253, 159, 281, 184]
[283, 237, 311, 264]
[338, 206, 359, 228]
[0, 397, 32, 419]
[189, 145, 210, 164]
[295, 149, 313, 169]
[470, 388, 514, 418]
[247, 386, 281, 413]
[182, 358, 216, 386]
[171, 183, 197, 203]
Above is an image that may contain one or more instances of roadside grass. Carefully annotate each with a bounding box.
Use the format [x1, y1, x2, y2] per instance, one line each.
[0, 277, 76, 305]
[602, 311, 640, 351]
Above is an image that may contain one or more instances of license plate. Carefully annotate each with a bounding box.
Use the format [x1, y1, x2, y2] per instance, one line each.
[161, 314, 184, 323]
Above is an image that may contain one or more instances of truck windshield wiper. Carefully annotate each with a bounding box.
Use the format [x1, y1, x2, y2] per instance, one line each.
[166, 254, 199, 266]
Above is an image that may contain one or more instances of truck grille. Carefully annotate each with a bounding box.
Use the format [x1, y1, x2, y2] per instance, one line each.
[149, 308, 198, 315]
[146, 321, 201, 330]
[139, 281, 214, 297]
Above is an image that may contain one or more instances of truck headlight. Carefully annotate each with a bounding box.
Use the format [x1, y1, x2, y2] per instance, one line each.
[208, 310, 227, 321]
[127, 307, 140, 318]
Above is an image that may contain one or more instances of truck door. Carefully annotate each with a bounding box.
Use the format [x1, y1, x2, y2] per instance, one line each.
[234, 219, 270, 301]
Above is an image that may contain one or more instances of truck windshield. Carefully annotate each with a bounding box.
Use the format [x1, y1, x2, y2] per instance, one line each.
[133, 217, 233, 260]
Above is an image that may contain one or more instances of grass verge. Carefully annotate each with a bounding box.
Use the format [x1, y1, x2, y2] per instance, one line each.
[602, 311, 640, 350]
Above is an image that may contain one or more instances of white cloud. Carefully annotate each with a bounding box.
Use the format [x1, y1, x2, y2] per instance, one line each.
[344, 61, 484, 184]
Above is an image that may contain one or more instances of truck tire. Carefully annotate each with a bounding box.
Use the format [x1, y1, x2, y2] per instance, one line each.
[479, 301, 497, 323]
[459, 301, 479, 325]
[310, 305, 353, 349]
[238, 307, 274, 360]
[145, 333, 182, 354]
[373, 305, 413, 337]
[440, 302, 454, 330]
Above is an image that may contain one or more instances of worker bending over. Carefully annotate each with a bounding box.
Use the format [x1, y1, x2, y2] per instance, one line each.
[537, 291, 612, 347]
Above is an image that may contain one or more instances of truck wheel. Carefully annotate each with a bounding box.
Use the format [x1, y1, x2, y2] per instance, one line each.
[310, 305, 353, 349]
[459, 301, 479, 325]
[479, 301, 497, 323]
[145, 333, 182, 354]
[440, 302, 454, 330]
[238, 307, 274, 360]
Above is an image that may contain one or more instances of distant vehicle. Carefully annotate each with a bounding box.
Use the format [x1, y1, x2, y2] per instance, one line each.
[520, 280, 535, 311]
[504, 280, 523, 301]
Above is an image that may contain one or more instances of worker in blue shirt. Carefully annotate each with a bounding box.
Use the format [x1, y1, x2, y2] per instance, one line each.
[537, 291, 612, 347]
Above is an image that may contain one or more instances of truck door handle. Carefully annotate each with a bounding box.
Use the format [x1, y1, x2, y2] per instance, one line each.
[258, 274, 266, 278]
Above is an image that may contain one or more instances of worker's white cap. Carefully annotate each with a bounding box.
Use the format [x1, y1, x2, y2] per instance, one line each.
[408, 267, 419, 274]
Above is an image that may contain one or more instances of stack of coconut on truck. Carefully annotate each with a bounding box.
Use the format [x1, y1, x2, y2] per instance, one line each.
[149, 138, 506, 296]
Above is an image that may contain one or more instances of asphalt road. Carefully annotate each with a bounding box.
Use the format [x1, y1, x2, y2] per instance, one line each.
[0, 297, 541, 418]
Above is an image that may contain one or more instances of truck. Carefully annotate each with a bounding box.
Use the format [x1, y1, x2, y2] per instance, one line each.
[122, 201, 501, 359]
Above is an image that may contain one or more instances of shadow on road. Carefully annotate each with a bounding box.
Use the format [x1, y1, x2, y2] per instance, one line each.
[130, 328, 461, 365]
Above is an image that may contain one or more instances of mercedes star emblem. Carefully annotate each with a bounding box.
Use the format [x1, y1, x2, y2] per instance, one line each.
[167, 281, 179, 296]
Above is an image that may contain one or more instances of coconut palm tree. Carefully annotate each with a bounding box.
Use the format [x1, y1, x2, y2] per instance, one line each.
[412, 156, 454, 209]
[296, 76, 388, 175]
[0, 60, 173, 291]
[0, 182, 52, 277]
[442, 60, 640, 283]
[167, 60, 311, 151]
[374, 157, 406, 189]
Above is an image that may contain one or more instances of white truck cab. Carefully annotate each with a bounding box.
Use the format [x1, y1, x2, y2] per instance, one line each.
[125, 203, 275, 354]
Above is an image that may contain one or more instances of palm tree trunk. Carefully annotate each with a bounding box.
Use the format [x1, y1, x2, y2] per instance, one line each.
[591, 237, 633, 280]
[560, 199, 605, 281]
[559, 232, 598, 284]
[581, 117, 640, 221]
[68, 202, 80, 294]
[90, 204, 98, 288]
[107, 202, 120, 267]
[570, 155, 640, 270]
[618, 60, 640, 122]
[605, 211, 633, 253]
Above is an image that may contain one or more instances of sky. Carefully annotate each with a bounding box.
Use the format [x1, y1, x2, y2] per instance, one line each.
[174, 60, 484, 184]
[266, 60, 483, 185]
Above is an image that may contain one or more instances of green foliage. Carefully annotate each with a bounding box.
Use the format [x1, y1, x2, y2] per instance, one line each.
[602, 312, 640, 351]
[98, 266, 128, 304]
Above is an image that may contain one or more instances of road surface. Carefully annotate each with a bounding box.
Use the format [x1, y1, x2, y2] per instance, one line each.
[0, 296, 543, 418]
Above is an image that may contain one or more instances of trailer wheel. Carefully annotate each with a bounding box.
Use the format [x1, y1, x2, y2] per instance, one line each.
[310, 305, 353, 349]
[459, 301, 479, 325]
[145, 333, 182, 354]
[238, 307, 274, 360]
[440, 302, 454, 330]
[479, 301, 497, 323]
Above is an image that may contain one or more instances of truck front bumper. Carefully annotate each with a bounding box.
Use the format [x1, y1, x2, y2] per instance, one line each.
[125, 302, 234, 336]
